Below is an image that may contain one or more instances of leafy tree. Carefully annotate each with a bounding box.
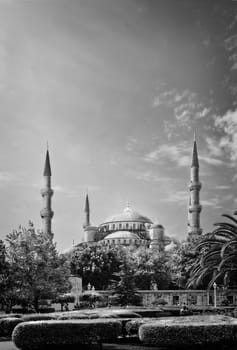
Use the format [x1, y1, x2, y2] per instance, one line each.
[0, 240, 11, 309]
[187, 213, 237, 289]
[167, 237, 202, 289]
[114, 253, 141, 306]
[5, 223, 70, 312]
[70, 244, 121, 289]
[132, 247, 172, 290]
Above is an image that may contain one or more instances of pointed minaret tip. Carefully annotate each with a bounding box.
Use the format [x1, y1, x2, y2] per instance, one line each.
[84, 192, 90, 213]
[191, 133, 199, 168]
[43, 149, 52, 176]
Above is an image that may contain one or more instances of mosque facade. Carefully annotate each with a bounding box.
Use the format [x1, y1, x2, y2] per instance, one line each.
[40, 136, 202, 250]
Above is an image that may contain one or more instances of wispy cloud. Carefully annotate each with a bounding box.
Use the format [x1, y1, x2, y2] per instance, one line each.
[144, 143, 190, 167]
[128, 169, 173, 183]
[214, 109, 237, 165]
[161, 190, 188, 204]
[199, 155, 224, 166]
[216, 185, 231, 190]
[153, 88, 211, 126]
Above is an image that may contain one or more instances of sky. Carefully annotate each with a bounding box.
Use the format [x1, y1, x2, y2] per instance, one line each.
[0, 0, 237, 251]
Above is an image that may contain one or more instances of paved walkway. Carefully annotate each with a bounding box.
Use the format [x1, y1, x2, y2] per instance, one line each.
[0, 340, 165, 350]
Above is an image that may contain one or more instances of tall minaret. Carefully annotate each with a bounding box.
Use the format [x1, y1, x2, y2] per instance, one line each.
[83, 193, 90, 229]
[188, 133, 202, 240]
[40, 149, 54, 239]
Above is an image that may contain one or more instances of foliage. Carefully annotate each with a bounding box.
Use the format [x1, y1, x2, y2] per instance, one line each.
[132, 247, 172, 290]
[0, 240, 11, 308]
[70, 245, 121, 289]
[187, 213, 237, 289]
[0, 317, 23, 337]
[12, 319, 122, 349]
[139, 315, 237, 347]
[167, 238, 202, 289]
[4, 223, 70, 312]
[113, 252, 142, 306]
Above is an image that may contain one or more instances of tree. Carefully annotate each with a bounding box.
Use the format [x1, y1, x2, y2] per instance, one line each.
[70, 245, 121, 290]
[114, 253, 141, 306]
[0, 240, 10, 308]
[167, 237, 202, 289]
[187, 213, 237, 289]
[132, 247, 172, 290]
[5, 223, 70, 312]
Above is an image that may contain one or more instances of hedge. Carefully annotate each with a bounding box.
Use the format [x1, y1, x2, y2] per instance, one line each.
[0, 317, 23, 337]
[0, 314, 22, 319]
[12, 319, 122, 349]
[125, 317, 158, 336]
[22, 314, 57, 322]
[139, 315, 237, 347]
[103, 309, 141, 319]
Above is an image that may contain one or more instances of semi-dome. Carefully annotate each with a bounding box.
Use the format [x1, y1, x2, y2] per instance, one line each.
[104, 231, 140, 240]
[101, 206, 153, 225]
[150, 224, 164, 229]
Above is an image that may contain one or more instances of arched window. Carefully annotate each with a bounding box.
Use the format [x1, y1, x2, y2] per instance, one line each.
[133, 223, 136, 229]
[126, 223, 129, 229]
[112, 224, 115, 230]
[119, 223, 122, 229]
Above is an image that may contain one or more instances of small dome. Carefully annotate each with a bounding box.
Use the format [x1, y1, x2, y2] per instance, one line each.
[104, 231, 140, 240]
[84, 226, 98, 232]
[101, 206, 153, 225]
[150, 224, 164, 229]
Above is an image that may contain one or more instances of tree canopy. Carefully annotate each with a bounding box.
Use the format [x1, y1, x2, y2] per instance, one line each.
[4, 223, 70, 312]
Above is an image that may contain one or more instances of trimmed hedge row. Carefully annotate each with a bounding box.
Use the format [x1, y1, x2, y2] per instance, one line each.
[0, 314, 22, 319]
[0, 317, 23, 337]
[139, 315, 237, 347]
[22, 314, 58, 322]
[125, 317, 158, 336]
[12, 319, 122, 349]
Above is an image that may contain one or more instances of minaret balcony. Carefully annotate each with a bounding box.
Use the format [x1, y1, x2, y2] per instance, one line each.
[40, 208, 54, 218]
[189, 204, 202, 213]
[188, 182, 202, 191]
[41, 188, 54, 197]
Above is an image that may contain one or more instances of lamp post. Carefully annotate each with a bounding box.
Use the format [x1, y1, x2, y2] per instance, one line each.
[213, 282, 217, 308]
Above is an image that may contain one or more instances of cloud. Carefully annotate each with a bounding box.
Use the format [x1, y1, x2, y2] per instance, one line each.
[144, 143, 190, 167]
[199, 155, 224, 166]
[214, 109, 237, 165]
[215, 185, 231, 190]
[128, 169, 173, 183]
[201, 197, 222, 208]
[161, 190, 188, 204]
[153, 88, 211, 126]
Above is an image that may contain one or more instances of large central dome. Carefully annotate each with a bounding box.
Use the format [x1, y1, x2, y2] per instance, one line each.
[101, 206, 153, 225]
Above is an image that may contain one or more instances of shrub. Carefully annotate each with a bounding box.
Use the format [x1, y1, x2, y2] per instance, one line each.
[105, 309, 141, 319]
[38, 307, 55, 313]
[0, 317, 23, 337]
[57, 312, 99, 320]
[126, 318, 158, 336]
[22, 314, 57, 322]
[156, 298, 168, 305]
[139, 315, 237, 347]
[0, 314, 22, 319]
[12, 319, 122, 349]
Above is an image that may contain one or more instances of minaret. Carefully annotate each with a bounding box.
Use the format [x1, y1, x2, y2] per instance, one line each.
[83, 193, 90, 229]
[188, 133, 202, 239]
[40, 149, 54, 239]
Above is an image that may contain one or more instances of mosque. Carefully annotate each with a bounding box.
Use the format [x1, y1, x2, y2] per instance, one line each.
[40, 136, 202, 251]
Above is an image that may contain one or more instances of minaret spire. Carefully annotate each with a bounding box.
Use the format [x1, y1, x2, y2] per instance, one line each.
[188, 133, 202, 240]
[83, 191, 90, 228]
[40, 148, 54, 239]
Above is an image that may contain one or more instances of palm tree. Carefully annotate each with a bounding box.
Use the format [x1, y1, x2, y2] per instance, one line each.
[187, 213, 237, 289]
